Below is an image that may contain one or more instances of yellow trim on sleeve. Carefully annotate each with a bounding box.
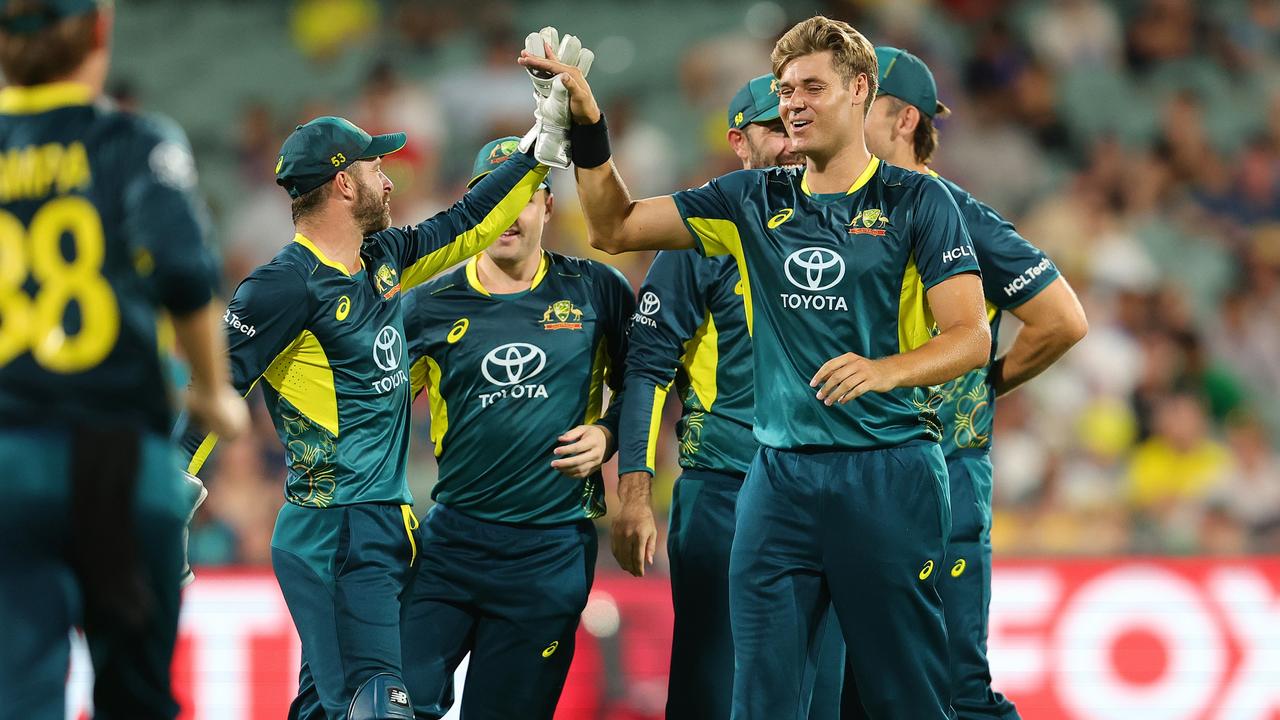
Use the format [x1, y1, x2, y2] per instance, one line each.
[584, 338, 609, 425]
[465, 252, 550, 296]
[0, 82, 93, 114]
[644, 384, 670, 472]
[401, 165, 549, 290]
[187, 433, 219, 476]
[686, 218, 753, 336]
[801, 156, 880, 196]
[186, 378, 261, 476]
[898, 255, 934, 353]
[682, 310, 720, 411]
[261, 330, 340, 436]
[293, 233, 362, 276]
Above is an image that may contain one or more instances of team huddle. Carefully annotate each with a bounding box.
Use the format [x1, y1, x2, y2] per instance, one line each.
[0, 2, 1088, 720]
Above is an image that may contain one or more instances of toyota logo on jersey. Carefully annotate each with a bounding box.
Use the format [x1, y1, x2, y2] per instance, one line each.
[639, 291, 661, 316]
[784, 247, 845, 291]
[481, 342, 547, 386]
[372, 326, 402, 372]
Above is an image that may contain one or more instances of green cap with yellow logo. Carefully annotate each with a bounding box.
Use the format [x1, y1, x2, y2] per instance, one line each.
[468, 136, 550, 191]
[275, 116, 407, 199]
[727, 74, 781, 129]
[0, 0, 99, 34]
[875, 46, 947, 118]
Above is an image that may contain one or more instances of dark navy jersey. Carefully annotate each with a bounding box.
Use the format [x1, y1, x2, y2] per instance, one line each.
[404, 251, 633, 525]
[931, 173, 1059, 456]
[618, 251, 755, 477]
[180, 151, 548, 507]
[673, 158, 981, 450]
[0, 82, 217, 434]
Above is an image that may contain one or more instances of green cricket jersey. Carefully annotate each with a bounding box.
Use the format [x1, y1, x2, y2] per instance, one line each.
[931, 173, 1059, 456]
[618, 251, 755, 477]
[0, 83, 218, 435]
[403, 251, 633, 525]
[672, 158, 980, 450]
[180, 151, 548, 508]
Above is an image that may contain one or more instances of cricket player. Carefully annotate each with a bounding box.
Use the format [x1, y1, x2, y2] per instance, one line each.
[523, 16, 992, 718]
[179, 116, 552, 718]
[847, 46, 1087, 720]
[399, 135, 632, 719]
[611, 74, 844, 720]
[0, 0, 248, 718]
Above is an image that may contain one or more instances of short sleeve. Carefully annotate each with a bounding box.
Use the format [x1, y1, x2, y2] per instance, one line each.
[959, 197, 1060, 310]
[910, 176, 981, 289]
[672, 175, 740, 258]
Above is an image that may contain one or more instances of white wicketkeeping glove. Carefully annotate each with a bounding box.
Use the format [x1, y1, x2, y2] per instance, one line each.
[520, 26, 594, 169]
[524, 26, 595, 99]
[179, 470, 208, 588]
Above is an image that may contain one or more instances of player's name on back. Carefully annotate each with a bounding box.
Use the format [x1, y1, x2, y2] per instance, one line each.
[0, 141, 91, 202]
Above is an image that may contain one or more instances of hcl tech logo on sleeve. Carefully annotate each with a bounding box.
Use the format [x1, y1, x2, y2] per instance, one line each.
[632, 291, 661, 328]
[371, 326, 409, 394]
[781, 247, 848, 311]
[479, 342, 549, 407]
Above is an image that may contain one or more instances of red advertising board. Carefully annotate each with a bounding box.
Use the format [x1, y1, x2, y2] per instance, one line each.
[65, 559, 1280, 719]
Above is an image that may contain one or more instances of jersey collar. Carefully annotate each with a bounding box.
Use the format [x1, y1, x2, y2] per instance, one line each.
[292, 233, 363, 276]
[800, 156, 880, 197]
[466, 251, 550, 297]
[0, 82, 94, 114]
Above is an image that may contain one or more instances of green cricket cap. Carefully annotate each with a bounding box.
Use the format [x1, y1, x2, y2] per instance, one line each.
[275, 116, 406, 199]
[727, 74, 781, 129]
[0, 0, 99, 34]
[875, 46, 946, 118]
[468, 136, 549, 191]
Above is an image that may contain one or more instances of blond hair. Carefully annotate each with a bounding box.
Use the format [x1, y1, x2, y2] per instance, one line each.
[771, 16, 878, 117]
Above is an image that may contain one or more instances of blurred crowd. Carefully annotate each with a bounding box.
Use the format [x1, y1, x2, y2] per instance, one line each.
[169, 0, 1280, 568]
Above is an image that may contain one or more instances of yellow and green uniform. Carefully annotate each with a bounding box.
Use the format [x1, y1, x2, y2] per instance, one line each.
[399, 250, 631, 718]
[618, 249, 845, 720]
[936, 175, 1056, 720]
[673, 158, 980, 719]
[179, 149, 547, 720]
[0, 82, 218, 719]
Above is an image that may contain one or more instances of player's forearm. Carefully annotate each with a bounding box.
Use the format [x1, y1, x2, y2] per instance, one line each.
[993, 317, 1087, 396]
[993, 277, 1088, 396]
[576, 160, 642, 254]
[880, 320, 990, 388]
[617, 471, 654, 507]
[173, 302, 233, 392]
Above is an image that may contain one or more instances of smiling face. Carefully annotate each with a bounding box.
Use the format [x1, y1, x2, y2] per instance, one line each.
[777, 50, 871, 163]
[484, 189, 552, 265]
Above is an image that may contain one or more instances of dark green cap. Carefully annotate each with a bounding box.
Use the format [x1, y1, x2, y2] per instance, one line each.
[875, 46, 946, 118]
[0, 0, 99, 34]
[727, 74, 781, 129]
[275, 116, 406, 199]
[468, 136, 549, 191]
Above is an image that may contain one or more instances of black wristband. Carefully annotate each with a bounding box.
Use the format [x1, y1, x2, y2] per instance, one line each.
[569, 114, 611, 169]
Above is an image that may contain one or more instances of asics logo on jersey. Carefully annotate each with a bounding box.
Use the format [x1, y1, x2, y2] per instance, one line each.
[482, 343, 547, 386]
[767, 208, 794, 228]
[785, 247, 845, 291]
[479, 343, 549, 407]
[919, 560, 935, 580]
[639, 291, 661, 316]
[951, 558, 967, 577]
[371, 326, 409, 394]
